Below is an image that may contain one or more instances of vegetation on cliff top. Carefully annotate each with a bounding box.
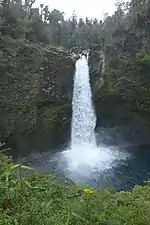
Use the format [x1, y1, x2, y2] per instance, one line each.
[101, 0, 150, 114]
[0, 0, 104, 48]
[0, 154, 150, 225]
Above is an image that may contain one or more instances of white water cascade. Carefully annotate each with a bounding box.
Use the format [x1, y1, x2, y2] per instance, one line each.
[61, 55, 127, 184]
[71, 56, 96, 147]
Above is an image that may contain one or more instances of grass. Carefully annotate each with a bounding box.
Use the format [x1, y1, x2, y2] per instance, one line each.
[0, 154, 150, 225]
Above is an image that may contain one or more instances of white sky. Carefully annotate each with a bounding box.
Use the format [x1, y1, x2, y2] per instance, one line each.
[35, 0, 117, 20]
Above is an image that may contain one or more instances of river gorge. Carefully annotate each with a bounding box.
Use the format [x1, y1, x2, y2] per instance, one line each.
[21, 54, 150, 191]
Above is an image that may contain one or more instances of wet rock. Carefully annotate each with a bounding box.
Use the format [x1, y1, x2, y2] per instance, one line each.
[38, 49, 75, 105]
[71, 53, 80, 63]
[88, 44, 105, 93]
[0, 50, 3, 57]
[95, 94, 150, 146]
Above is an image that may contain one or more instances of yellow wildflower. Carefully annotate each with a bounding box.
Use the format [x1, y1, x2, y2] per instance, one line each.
[83, 188, 94, 194]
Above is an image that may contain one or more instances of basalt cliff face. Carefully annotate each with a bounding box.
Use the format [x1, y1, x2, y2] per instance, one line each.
[88, 44, 150, 146]
[88, 44, 105, 94]
[0, 38, 75, 156]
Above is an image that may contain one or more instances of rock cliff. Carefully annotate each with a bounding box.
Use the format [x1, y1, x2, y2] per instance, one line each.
[88, 44, 150, 146]
[88, 44, 105, 94]
[0, 37, 75, 155]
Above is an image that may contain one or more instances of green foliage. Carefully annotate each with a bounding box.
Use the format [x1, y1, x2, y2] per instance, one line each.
[0, 0, 149, 51]
[139, 54, 150, 66]
[0, 36, 44, 141]
[37, 104, 71, 134]
[98, 0, 150, 115]
[0, 0, 106, 48]
[0, 164, 34, 178]
[94, 76, 114, 100]
[0, 155, 150, 225]
[0, 154, 13, 174]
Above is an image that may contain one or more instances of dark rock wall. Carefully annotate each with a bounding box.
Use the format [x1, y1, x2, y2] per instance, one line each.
[88, 45, 150, 145]
[88, 44, 105, 94]
[38, 50, 75, 106]
[0, 38, 75, 156]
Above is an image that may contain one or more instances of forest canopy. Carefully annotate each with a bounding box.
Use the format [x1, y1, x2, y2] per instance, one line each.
[0, 0, 149, 50]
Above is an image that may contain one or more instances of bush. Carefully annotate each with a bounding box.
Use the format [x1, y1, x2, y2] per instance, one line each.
[0, 154, 150, 225]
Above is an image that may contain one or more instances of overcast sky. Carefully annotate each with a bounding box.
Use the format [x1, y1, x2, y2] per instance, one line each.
[35, 0, 117, 20]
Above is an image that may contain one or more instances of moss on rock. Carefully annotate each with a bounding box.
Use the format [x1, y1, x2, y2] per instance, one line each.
[37, 103, 71, 137]
[0, 37, 74, 154]
[92, 48, 150, 145]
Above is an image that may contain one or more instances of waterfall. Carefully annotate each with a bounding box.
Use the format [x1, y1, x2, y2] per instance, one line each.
[71, 56, 96, 147]
[62, 56, 110, 179]
[61, 55, 127, 185]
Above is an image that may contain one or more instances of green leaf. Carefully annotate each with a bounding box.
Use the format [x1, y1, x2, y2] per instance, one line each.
[0, 164, 21, 177]
[0, 164, 35, 178]
[72, 212, 88, 222]
[23, 180, 32, 188]
[20, 165, 35, 171]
